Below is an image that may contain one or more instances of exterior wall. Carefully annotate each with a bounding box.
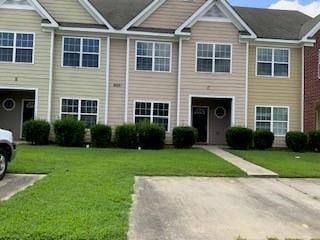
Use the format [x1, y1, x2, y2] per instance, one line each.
[50, 32, 108, 124]
[0, 91, 34, 139]
[139, 0, 205, 29]
[0, 9, 51, 120]
[304, 32, 320, 131]
[39, 0, 97, 24]
[247, 45, 302, 146]
[180, 21, 247, 127]
[126, 38, 179, 137]
[192, 98, 231, 144]
[108, 39, 126, 126]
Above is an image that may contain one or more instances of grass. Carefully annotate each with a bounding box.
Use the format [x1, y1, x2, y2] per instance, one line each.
[0, 145, 245, 240]
[230, 149, 320, 178]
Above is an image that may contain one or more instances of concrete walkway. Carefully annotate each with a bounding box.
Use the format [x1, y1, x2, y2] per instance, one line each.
[202, 146, 278, 177]
[0, 174, 46, 201]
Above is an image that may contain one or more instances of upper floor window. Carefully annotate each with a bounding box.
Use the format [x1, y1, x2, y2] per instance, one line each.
[0, 32, 34, 64]
[61, 98, 98, 127]
[196, 43, 231, 73]
[134, 101, 170, 131]
[257, 48, 289, 77]
[63, 37, 100, 68]
[136, 41, 171, 72]
[255, 106, 289, 136]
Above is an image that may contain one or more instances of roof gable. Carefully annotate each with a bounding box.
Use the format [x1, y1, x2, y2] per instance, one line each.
[0, 0, 58, 26]
[175, 0, 256, 38]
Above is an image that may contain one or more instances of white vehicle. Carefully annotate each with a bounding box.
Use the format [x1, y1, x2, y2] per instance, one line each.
[0, 129, 16, 180]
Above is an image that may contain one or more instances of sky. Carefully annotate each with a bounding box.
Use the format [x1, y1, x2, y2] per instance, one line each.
[228, 0, 320, 17]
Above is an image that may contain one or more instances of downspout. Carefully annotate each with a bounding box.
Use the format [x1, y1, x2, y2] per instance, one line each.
[47, 30, 55, 122]
[177, 37, 182, 126]
[124, 37, 130, 123]
[105, 36, 110, 124]
[301, 46, 305, 132]
[245, 41, 249, 128]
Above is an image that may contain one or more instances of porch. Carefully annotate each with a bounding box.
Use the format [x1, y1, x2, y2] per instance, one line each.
[190, 96, 233, 145]
[0, 89, 36, 140]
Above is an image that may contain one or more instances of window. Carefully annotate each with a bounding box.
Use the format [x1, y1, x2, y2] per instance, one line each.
[0, 32, 34, 63]
[134, 101, 170, 131]
[257, 48, 289, 77]
[63, 37, 100, 68]
[136, 41, 171, 72]
[255, 106, 289, 136]
[197, 43, 231, 73]
[61, 98, 98, 127]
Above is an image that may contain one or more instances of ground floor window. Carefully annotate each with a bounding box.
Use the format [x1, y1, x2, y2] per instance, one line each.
[134, 101, 170, 131]
[255, 106, 289, 136]
[61, 98, 98, 127]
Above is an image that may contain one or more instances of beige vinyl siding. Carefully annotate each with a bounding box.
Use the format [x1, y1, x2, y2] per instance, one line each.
[108, 39, 126, 126]
[127, 39, 178, 136]
[247, 46, 302, 146]
[51, 33, 107, 124]
[139, 0, 205, 29]
[39, 0, 97, 24]
[180, 21, 247, 127]
[0, 9, 51, 120]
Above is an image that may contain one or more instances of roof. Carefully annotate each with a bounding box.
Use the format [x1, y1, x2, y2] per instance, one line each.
[234, 7, 312, 40]
[300, 13, 320, 39]
[89, 0, 153, 29]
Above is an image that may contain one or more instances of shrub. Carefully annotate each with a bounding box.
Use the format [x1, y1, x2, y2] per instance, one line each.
[173, 127, 197, 149]
[23, 120, 50, 145]
[53, 118, 85, 147]
[285, 131, 308, 152]
[308, 131, 320, 152]
[225, 127, 253, 150]
[137, 122, 166, 149]
[115, 124, 138, 149]
[91, 124, 112, 148]
[254, 130, 275, 150]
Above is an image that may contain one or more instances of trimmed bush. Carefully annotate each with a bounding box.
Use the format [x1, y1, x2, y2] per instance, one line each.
[115, 124, 138, 149]
[23, 120, 50, 145]
[225, 127, 253, 150]
[91, 124, 112, 148]
[308, 131, 320, 152]
[54, 118, 85, 147]
[285, 131, 308, 152]
[254, 130, 275, 150]
[173, 127, 197, 149]
[137, 122, 166, 149]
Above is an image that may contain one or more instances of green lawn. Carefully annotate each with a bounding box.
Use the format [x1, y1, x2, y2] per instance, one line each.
[230, 149, 320, 178]
[0, 145, 244, 240]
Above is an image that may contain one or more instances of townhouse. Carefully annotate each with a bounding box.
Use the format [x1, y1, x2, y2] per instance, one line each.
[0, 0, 319, 146]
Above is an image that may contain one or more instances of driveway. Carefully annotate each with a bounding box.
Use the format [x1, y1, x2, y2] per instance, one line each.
[0, 174, 46, 201]
[129, 177, 320, 240]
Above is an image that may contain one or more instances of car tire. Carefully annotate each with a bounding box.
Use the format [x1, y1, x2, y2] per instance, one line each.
[0, 149, 7, 181]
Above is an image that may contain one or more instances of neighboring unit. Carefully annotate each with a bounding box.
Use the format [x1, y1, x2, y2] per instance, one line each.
[0, 0, 318, 146]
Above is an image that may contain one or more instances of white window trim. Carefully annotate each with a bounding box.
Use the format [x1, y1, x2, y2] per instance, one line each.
[133, 100, 171, 132]
[256, 47, 290, 78]
[254, 105, 290, 137]
[0, 31, 35, 64]
[135, 40, 172, 73]
[195, 42, 233, 74]
[61, 36, 101, 69]
[59, 97, 99, 124]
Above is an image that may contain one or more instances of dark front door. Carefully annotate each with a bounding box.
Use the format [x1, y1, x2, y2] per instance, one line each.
[21, 100, 35, 136]
[192, 107, 208, 143]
